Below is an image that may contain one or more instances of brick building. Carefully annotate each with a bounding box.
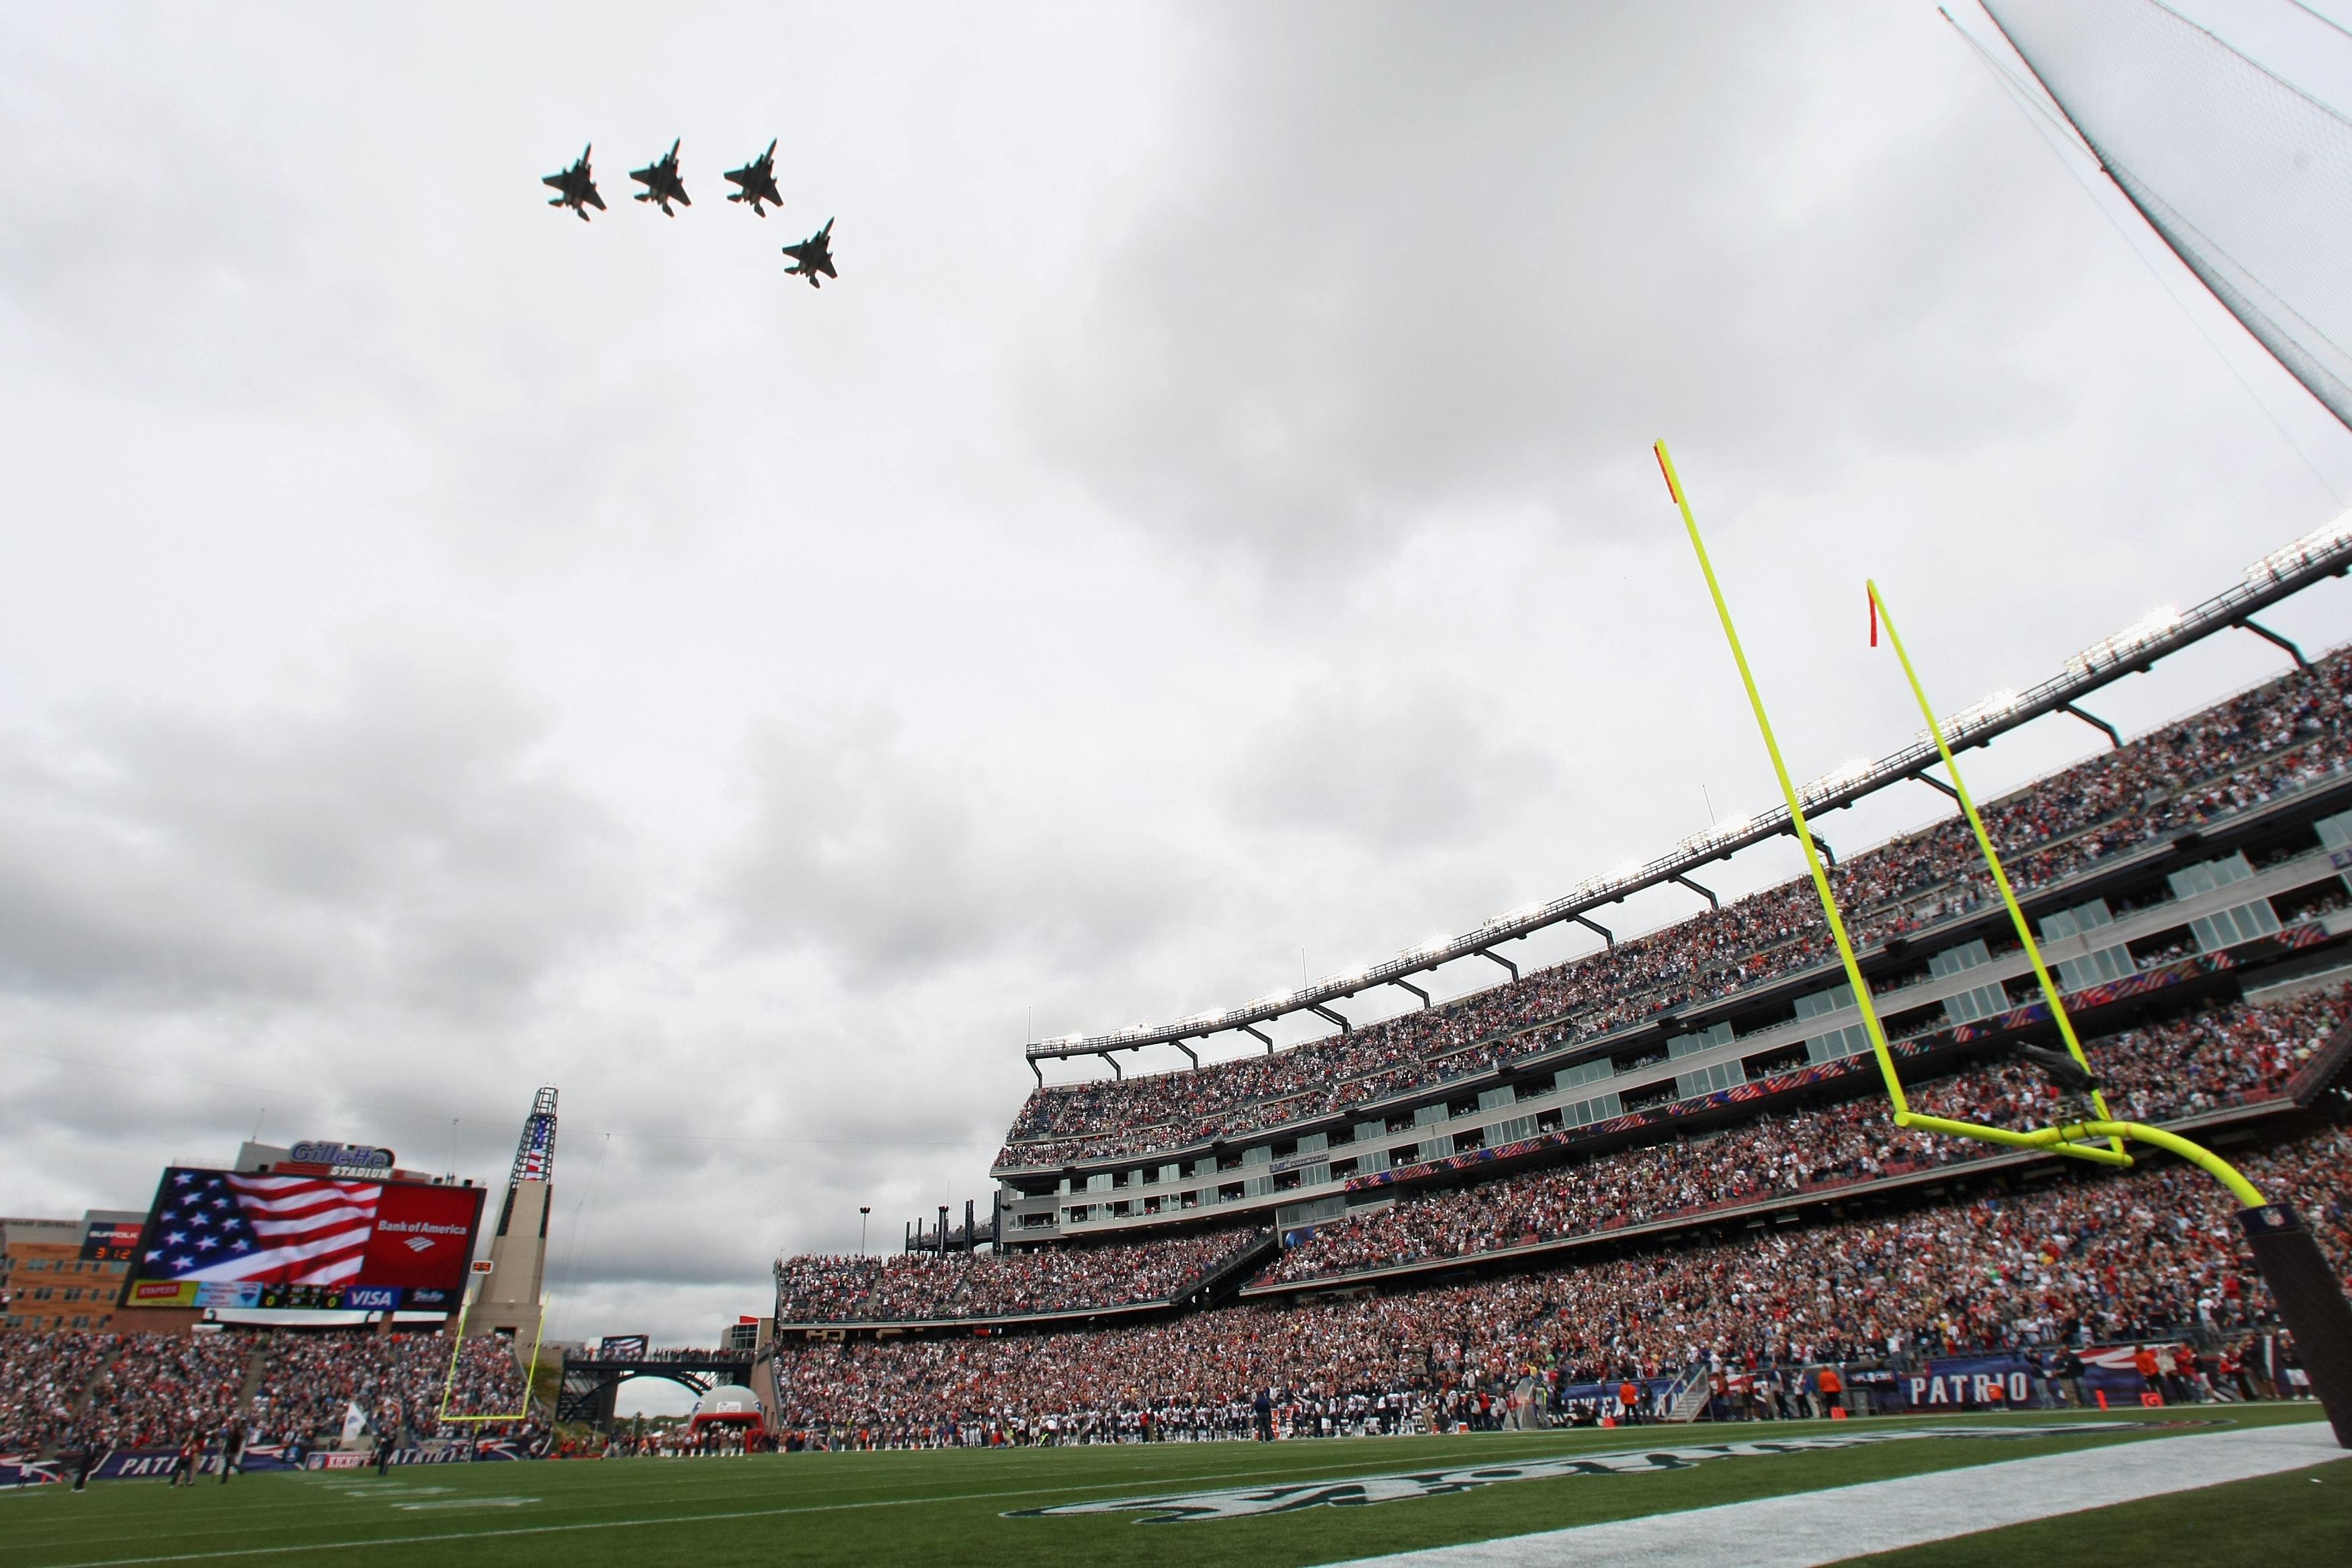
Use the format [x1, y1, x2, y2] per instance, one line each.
[1, 1211, 146, 1333]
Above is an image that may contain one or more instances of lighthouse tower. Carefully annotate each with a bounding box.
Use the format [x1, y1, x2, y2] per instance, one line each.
[472, 1086, 557, 1344]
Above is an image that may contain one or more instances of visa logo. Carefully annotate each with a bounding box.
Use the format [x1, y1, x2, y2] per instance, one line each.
[344, 1287, 400, 1309]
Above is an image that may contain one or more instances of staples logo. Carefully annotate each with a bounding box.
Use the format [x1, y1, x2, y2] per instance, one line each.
[403, 1235, 437, 1254]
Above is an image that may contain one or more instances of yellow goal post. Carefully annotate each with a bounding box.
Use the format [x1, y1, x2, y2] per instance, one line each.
[1651, 437, 2264, 1192]
[1652, 437, 2352, 1446]
[433, 1284, 549, 1427]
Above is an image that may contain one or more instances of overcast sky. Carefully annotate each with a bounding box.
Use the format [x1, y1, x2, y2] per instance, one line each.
[5, 1, 2351, 1360]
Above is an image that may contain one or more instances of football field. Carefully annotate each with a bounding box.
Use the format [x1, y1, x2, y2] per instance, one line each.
[3, 1407, 2345, 1568]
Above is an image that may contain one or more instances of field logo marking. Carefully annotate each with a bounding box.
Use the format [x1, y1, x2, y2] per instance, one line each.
[1008, 1422, 2165, 1522]
[389, 1496, 537, 1511]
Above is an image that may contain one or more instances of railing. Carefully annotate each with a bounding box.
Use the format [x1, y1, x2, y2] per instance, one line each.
[1663, 1364, 1714, 1423]
[2290, 1010, 2352, 1104]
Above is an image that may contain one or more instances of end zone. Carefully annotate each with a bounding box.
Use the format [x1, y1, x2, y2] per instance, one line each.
[1321, 1418, 2341, 1568]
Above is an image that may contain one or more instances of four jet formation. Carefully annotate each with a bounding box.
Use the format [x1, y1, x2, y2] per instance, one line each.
[542, 140, 836, 288]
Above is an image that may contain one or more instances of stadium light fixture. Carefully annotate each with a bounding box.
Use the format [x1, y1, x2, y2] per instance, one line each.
[2066, 605, 2181, 676]
[2246, 513, 2352, 582]
[1799, 756, 1874, 802]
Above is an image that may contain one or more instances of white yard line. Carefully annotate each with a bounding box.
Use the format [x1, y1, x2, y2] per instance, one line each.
[1327, 1420, 2345, 1568]
[9, 1438, 1603, 1568]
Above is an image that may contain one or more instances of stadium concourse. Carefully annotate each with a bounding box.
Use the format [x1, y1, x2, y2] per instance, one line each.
[755, 643, 2352, 1446]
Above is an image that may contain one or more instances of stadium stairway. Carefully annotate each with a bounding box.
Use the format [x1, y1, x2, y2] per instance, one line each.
[1662, 1366, 1713, 1424]
[237, 1338, 267, 1420]
[1177, 1230, 1284, 1313]
[48, 1350, 121, 1457]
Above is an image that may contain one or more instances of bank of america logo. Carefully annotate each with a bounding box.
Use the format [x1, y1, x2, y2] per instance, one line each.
[403, 1235, 437, 1254]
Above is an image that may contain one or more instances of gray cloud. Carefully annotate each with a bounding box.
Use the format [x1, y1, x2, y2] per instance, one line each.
[1227, 678, 1555, 848]
[1025, 2, 2093, 570]
[717, 705, 1206, 981]
[0, 639, 638, 1014]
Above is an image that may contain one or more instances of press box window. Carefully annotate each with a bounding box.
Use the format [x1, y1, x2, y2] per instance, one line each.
[2190, 900, 2280, 952]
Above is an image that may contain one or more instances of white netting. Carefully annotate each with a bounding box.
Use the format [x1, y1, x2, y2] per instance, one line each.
[1983, 0, 2352, 429]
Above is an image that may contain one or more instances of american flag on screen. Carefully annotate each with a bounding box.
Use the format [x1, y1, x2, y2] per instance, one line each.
[142, 1171, 384, 1286]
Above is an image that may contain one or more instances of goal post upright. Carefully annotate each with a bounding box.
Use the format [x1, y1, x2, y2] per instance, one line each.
[1864, 578, 2130, 1165]
[1655, 438, 1938, 1132]
[1656, 437, 2352, 1446]
[435, 1282, 548, 1427]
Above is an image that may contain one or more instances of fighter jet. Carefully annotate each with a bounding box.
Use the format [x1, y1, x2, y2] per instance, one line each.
[542, 146, 604, 221]
[629, 140, 690, 216]
[782, 218, 836, 287]
[724, 140, 783, 217]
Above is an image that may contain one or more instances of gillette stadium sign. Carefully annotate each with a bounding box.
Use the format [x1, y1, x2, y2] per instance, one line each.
[290, 1141, 395, 1171]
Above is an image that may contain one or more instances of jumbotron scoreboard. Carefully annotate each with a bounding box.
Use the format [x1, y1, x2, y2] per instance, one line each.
[118, 1142, 486, 1314]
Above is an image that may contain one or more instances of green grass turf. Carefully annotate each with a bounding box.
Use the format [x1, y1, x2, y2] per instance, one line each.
[1837, 1445, 2352, 1567]
[0, 1405, 2332, 1568]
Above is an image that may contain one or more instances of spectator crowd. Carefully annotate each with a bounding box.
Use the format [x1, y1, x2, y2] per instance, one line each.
[769, 1127, 2352, 1446]
[775, 1229, 1263, 1323]
[1001, 650, 2352, 1168]
[249, 1334, 528, 1446]
[1, 1330, 529, 1459]
[1257, 987, 2347, 1286]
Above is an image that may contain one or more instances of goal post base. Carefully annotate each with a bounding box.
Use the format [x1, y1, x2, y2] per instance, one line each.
[2239, 1203, 2352, 1448]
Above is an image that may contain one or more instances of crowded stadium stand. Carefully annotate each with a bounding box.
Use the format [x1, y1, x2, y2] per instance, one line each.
[0, 1329, 534, 1461]
[765, 1127, 2351, 1445]
[1247, 986, 2349, 1291]
[774, 1229, 1273, 1328]
[986, 641, 2352, 1254]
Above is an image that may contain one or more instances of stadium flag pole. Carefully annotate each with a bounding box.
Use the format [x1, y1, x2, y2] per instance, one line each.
[1865, 578, 2352, 1446]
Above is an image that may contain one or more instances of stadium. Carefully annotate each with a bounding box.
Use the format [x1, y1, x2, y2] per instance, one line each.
[9, 3, 2352, 1567]
[8, 511, 2351, 1563]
